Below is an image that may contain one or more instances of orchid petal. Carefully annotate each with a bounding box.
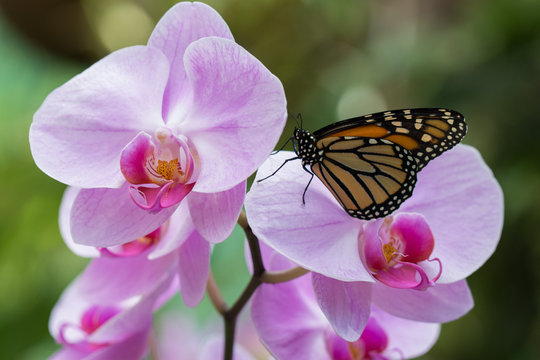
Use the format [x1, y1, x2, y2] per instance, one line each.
[148, 202, 193, 259]
[312, 273, 372, 342]
[70, 184, 179, 247]
[148, 1, 233, 123]
[178, 229, 211, 307]
[246, 151, 372, 281]
[188, 181, 246, 243]
[200, 337, 254, 360]
[50, 329, 150, 360]
[372, 279, 473, 323]
[77, 252, 177, 304]
[251, 274, 328, 360]
[59, 187, 100, 258]
[30, 46, 168, 188]
[400, 145, 504, 283]
[371, 307, 440, 359]
[181, 37, 287, 192]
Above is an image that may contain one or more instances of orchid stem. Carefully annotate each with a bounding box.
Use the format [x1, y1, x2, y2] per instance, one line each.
[215, 210, 308, 360]
[261, 266, 310, 283]
[207, 271, 227, 316]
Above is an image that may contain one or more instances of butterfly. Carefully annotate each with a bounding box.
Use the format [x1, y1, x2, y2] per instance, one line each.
[261, 108, 467, 220]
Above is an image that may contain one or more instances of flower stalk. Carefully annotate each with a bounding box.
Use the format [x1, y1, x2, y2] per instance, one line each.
[207, 211, 308, 360]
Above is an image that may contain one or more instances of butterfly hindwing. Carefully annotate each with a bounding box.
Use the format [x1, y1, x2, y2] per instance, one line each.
[311, 137, 418, 219]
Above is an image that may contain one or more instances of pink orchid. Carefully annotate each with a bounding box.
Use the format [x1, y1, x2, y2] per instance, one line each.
[30, 1, 286, 247]
[49, 250, 177, 359]
[251, 248, 440, 360]
[59, 183, 245, 307]
[156, 312, 272, 360]
[245, 145, 503, 339]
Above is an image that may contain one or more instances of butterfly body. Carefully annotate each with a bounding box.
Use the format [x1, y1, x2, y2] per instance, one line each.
[292, 108, 466, 220]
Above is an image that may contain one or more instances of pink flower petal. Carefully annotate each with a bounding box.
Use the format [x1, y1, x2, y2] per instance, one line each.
[30, 46, 168, 188]
[371, 306, 440, 359]
[70, 184, 179, 247]
[148, 1, 233, 124]
[148, 202, 194, 259]
[251, 274, 328, 360]
[245, 151, 372, 281]
[77, 252, 177, 304]
[181, 37, 287, 193]
[50, 329, 150, 360]
[312, 273, 372, 342]
[372, 280, 473, 323]
[200, 337, 254, 360]
[120, 132, 155, 185]
[188, 181, 246, 243]
[390, 213, 434, 263]
[374, 261, 434, 290]
[399, 145, 504, 283]
[178, 229, 211, 307]
[59, 187, 100, 258]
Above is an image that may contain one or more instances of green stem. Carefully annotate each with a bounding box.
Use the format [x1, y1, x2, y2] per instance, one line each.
[216, 211, 308, 359]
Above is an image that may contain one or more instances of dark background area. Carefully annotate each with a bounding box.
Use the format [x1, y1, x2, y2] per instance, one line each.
[0, 0, 539, 358]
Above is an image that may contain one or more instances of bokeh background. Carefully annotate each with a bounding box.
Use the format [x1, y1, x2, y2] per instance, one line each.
[1, 0, 539, 359]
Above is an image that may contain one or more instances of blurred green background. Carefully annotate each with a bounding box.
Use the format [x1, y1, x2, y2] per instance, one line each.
[1, 0, 539, 359]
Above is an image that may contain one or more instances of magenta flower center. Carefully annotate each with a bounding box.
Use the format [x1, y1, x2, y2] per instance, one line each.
[99, 224, 165, 257]
[325, 318, 391, 360]
[58, 305, 121, 351]
[362, 213, 442, 290]
[80, 305, 121, 334]
[120, 128, 197, 210]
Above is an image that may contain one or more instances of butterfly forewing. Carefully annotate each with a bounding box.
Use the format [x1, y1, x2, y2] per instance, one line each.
[311, 137, 418, 220]
[312, 108, 466, 170]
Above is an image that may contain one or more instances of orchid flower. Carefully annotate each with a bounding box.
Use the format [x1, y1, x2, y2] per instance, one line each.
[245, 145, 503, 340]
[30, 1, 286, 248]
[49, 250, 177, 359]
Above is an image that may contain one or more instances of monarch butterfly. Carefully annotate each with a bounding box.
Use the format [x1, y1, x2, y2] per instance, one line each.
[261, 108, 466, 220]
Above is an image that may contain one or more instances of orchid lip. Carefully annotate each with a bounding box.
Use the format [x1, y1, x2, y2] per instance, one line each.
[58, 305, 121, 351]
[120, 130, 198, 211]
[98, 225, 165, 257]
[362, 213, 442, 290]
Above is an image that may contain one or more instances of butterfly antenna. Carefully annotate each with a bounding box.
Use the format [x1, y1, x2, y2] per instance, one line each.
[257, 156, 299, 183]
[296, 113, 304, 129]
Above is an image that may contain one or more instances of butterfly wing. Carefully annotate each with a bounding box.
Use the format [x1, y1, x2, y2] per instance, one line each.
[310, 137, 418, 219]
[312, 108, 466, 170]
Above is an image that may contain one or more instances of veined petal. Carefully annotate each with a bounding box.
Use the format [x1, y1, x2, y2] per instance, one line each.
[148, 1, 234, 124]
[50, 329, 150, 360]
[181, 37, 287, 193]
[245, 152, 372, 281]
[251, 272, 328, 360]
[371, 307, 440, 359]
[30, 46, 168, 188]
[148, 202, 194, 259]
[399, 145, 504, 283]
[372, 279, 473, 323]
[70, 184, 179, 247]
[200, 337, 254, 360]
[59, 187, 100, 258]
[177, 229, 211, 308]
[77, 251, 177, 304]
[188, 180, 246, 243]
[312, 273, 372, 342]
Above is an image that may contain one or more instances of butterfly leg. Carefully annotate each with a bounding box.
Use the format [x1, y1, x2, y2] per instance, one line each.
[257, 156, 299, 182]
[301, 166, 315, 205]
